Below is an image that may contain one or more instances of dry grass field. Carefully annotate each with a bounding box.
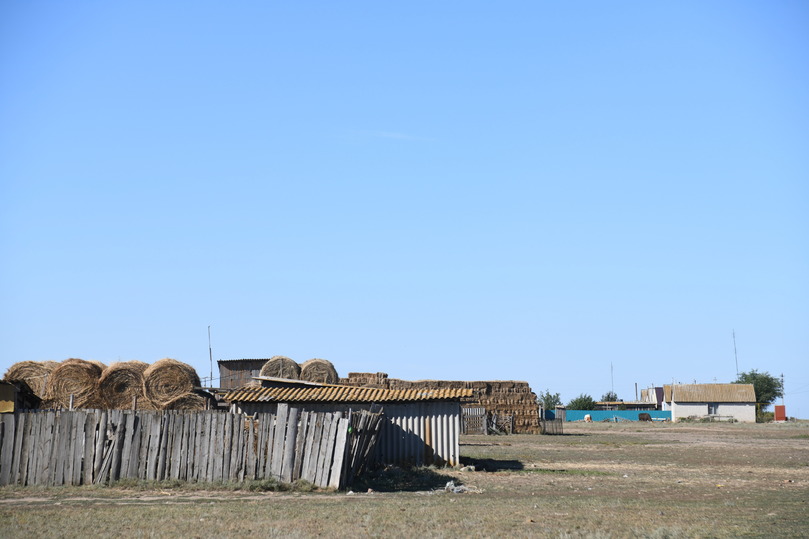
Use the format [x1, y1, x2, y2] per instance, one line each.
[0, 421, 807, 538]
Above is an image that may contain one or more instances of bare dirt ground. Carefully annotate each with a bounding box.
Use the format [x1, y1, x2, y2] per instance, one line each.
[0, 421, 806, 538]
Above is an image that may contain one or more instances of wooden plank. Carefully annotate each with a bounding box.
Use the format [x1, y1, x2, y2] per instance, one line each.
[210, 413, 222, 482]
[0, 414, 14, 486]
[178, 413, 190, 481]
[192, 413, 204, 481]
[255, 414, 267, 478]
[55, 412, 72, 486]
[117, 412, 135, 481]
[302, 413, 323, 483]
[169, 413, 182, 480]
[38, 412, 56, 485]
[269, 404, 289, 480]
[257, 412, 272, 478]
[82, 411, 97, 485]
[109, 411, 125, 482]
[10, 412, 25, 485]
[126, 413, 141, 479]
[146, 412, 162, 480]
[281, 406, 300, 483]
[314, 413, 333, 487]
[228, 414, 239, 482]
[329, 417, 350, 489]
[156, 412, 170, 481]
[245, 417, 256, 480]
[293, 411, 310, 482]
[222, 413, 233, 481]
[137, 413, 152, 480]
[93, 411, 108, 483]
[205, 412, 217, 482]
[71, 411, 86, 485]
[64, 412, 78, 485]
[320, 413, 340, 488]
[18, 413, 34, 486]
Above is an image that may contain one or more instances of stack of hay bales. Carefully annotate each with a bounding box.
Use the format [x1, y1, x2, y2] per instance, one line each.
[43, 358, 105, 409]
[258, 356, 301, 379]
[2, 360, 59, 397]
[340, 372, 541, 434]
[300, 358, 339, 384]
[3, 357, 212, 412]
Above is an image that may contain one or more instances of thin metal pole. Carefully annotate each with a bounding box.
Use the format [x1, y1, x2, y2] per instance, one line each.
[733, 329, 739, 377]
[208, 325, 213, 388]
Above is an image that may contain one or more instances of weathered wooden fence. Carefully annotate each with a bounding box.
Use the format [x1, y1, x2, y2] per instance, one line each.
[0, 404, 380, 489]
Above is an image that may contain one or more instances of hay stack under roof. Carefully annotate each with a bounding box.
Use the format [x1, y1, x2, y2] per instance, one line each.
[143, 358, 201, 407]
[44, 358, 103, 409]
[3, 360, 59, 397]
[259, 356, 300, 380]
[300, 358, 339, 384]
[98, 361, 149, 409]
[163, 390, 216, 411]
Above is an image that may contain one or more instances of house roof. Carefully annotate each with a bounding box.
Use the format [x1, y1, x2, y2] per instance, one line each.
[223, 385, 473, 404]
[664, 384, 755, 403]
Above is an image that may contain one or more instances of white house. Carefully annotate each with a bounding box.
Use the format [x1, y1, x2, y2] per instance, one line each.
[663, 383, 756, 423]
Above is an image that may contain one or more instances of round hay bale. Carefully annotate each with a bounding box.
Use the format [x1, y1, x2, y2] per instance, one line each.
[3, 361, 59, 397]
[98, 361, 149, 409]
[143, 358, 201, 407]
[259, 356, 300, 379]
[300, 358, 339, 384]
[44, 358, 104, 409]
[163, 390, 216, 411]
[244, 379, 262, 388]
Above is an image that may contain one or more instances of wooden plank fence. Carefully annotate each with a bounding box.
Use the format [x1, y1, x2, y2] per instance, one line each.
[0, 405, 382, 489]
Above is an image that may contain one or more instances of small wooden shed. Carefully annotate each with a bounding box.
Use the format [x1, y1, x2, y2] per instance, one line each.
[0, 380, 41, 413]
[224, 379, 472, 466]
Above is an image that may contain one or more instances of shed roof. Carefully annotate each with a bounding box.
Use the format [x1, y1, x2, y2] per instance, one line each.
[665, 383, 755, 403]
[223, 385, 473, 404]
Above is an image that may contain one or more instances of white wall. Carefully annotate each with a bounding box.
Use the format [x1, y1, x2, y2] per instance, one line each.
[671, 401, 756, 423]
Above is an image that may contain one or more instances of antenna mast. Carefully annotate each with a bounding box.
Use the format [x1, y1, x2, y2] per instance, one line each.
[732, 329, 739, 377]
[208, 325, 213, 388]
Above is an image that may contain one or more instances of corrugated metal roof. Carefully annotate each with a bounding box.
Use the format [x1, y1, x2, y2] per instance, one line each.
[223, 385, 473, 403]
[217, 358, 272, 364]
[668, 383, 755, 403]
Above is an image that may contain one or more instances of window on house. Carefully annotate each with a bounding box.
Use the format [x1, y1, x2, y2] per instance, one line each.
[708, 403, 718, 415]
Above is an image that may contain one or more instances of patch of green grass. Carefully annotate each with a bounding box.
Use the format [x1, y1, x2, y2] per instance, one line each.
[354, 464, 456, 492]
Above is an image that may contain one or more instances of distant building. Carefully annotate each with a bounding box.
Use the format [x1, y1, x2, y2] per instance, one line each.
[663, 383, 756, 423]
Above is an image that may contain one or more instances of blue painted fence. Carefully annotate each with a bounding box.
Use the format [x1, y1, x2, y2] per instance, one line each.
[564, 410, 671, 422]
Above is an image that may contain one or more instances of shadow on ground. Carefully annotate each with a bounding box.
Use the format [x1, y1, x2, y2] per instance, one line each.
[353, 465, 458, 492]
[459, 457, 524, 472]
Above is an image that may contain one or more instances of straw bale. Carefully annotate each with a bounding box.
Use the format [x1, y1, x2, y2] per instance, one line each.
[163, 390, 216, 411]
[89, 360, 108, 372]
[258, 356, 300, 379]
[3, 361, 58, 397]
[44, 358, 104, 409]
[143, 358, 201, 407]
[300, 358, 339, 384]
[98, 361, 149, 409]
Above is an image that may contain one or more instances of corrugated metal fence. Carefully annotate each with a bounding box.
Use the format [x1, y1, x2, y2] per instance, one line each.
[0, 405, 381, 489]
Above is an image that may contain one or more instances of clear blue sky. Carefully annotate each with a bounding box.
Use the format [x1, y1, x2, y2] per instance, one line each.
[2, 2, 807, 417]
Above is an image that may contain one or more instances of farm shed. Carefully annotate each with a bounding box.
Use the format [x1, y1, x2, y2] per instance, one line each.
[663, 383, 756, 423]
[0, 380, 41, 413]
[223, 381, 472, 466]
[217, 359, 269, 389]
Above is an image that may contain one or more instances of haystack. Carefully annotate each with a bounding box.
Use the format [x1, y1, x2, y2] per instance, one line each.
[300, 358, 339, 384]
[3, 360, 59, 397]
[98, 361, 149, 409]
[163, 390, 216, 411]
[259, 356, 300, 379]
[143, 358, 201, 407]
[44, 358, 104, 409]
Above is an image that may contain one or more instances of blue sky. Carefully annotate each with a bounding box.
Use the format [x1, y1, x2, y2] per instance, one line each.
[2, 2, 807, 416]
